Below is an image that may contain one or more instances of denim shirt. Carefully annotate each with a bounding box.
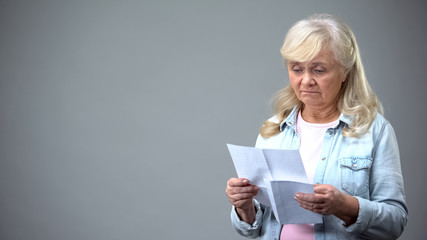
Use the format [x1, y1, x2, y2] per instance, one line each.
[231, 106, 408, 240]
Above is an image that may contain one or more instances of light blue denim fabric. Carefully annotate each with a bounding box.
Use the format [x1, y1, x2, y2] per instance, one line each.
[231, 106, 408, 240]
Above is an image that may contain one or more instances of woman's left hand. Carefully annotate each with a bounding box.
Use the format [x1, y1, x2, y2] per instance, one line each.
[294, 184, 359, 226]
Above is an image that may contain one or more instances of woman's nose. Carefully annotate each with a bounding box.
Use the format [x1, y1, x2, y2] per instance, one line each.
[301, 72, 314, 85]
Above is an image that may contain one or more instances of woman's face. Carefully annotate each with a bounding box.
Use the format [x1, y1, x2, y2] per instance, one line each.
[287, 49, 346, 111]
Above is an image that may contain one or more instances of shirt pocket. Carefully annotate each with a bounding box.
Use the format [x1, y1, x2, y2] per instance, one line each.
[340, 157, 372, 196]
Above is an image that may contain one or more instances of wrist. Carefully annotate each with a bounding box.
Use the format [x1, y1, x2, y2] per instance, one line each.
[335, 193, 359, 226]
[235, 203, 256, 224]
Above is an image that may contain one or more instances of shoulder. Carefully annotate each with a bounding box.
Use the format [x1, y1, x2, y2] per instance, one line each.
[266, 115, 280, 124]
[372, 112, 388, 125]
[359, 112, 397, 145]
[256, 115, 288, 149]
[256, 115, 278, 148]
[369, 112, 392, 133]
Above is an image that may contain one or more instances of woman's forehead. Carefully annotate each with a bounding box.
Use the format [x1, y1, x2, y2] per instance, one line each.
[288, 49, 335, 65]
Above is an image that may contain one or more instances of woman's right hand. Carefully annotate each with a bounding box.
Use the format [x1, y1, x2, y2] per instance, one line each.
[225, 178, 259, 224]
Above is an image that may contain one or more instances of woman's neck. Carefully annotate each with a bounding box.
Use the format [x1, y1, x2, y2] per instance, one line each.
[301, 105, 340, 123]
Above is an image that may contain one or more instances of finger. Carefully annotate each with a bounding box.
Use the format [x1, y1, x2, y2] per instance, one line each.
[299, 198, 333, 215]
[298, 201, 319, 213]
[313, 184, 334, 194]
[229, 192, 258, 202]
[294, 192, 318, 202]
[295, 192, 327, 207]
[232, 199, 254, 209]
[228, 178, 252, 187]
[298, 200, 326, 212]
[230, 185, 259, 195]
[227, 190, 257, 206]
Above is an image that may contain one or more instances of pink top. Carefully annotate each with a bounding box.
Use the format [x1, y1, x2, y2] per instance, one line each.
[280, 111, 339, 240]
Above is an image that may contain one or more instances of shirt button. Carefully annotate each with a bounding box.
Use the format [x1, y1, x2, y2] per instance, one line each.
[322, 157, 326, 161]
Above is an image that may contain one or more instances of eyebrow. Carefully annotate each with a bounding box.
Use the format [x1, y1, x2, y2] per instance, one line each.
[287, 61, 328, 66]
[288, 61, 301, 66]
[310, 61, 327, 66]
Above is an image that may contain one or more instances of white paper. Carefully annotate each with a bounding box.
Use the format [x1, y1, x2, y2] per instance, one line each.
[226, 144, 272, 206]
[270, 181, 322, 224]
[227, 144, 322, 225]
[262, 148, 309, 183]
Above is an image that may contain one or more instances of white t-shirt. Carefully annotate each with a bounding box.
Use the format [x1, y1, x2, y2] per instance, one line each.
[280, 111, 339, 240]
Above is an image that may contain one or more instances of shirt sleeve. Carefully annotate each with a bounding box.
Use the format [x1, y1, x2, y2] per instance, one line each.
[230, 199, 263, 238]
[343, 121, 408, 239]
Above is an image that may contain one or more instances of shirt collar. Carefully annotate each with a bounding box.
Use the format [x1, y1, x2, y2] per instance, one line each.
[338, 113, 352, 126]
[279, 105, 353, 132]
[279, 106, 299, 132]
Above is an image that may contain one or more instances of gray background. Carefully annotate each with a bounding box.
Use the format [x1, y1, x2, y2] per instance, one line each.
[1, 1, 426, 239]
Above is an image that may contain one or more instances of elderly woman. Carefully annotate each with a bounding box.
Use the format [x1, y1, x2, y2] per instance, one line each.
[225, 14, 408, 240]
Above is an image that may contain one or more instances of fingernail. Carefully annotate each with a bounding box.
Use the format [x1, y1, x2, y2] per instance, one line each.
[242, 179, 248, 184]
[294, 194, 300, 199]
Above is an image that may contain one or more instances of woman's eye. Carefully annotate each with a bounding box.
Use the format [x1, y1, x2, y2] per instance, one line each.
[314, 69, 325, 74]
[292, 68, 302, 73]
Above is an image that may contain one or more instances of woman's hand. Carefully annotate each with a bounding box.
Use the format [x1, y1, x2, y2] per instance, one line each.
[294, 184, 359, 226]
[225, 178, 259, 224]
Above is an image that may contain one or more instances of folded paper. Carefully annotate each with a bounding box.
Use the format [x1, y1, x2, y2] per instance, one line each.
[227, 144, 322, 224]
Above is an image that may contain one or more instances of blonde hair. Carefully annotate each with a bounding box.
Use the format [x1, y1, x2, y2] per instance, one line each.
[261, 14, 382, 138]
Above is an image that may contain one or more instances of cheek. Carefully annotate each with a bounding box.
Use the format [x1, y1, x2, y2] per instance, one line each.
[289, 80, 300, 97]
[288, 74, 299, 89]
[322, 80, 343, 99]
